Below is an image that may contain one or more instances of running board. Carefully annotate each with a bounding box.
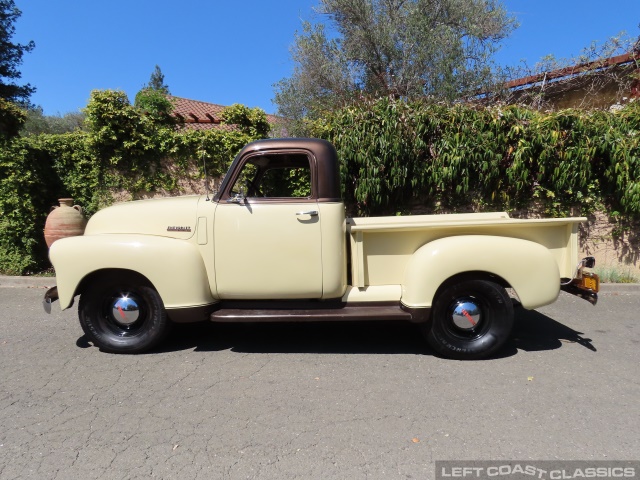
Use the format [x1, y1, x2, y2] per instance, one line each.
[209, 303, 416, 323]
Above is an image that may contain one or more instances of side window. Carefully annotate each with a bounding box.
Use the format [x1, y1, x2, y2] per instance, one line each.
[260, 167, 311, 198]
[230, 153, 312, 199]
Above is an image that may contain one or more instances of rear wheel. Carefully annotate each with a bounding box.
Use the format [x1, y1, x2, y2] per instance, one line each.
[78, 274, 170, 354]
[425, 279, 513, 360]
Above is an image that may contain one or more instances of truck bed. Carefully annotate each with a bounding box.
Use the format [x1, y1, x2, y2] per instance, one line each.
[347, 212, 583, 288]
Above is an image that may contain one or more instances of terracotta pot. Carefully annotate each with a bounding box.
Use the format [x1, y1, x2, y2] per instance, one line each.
[44, 198, 87, 247]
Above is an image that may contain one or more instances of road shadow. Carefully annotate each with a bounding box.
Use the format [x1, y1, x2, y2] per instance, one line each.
[76, 307, 596, 357]
[500, 307, 597, 357]
[157, 321, 428, 355]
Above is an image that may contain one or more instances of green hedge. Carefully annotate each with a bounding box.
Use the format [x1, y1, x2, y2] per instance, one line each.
[0, 138, 62, 274]
[2, 93, 639, 274]
[310, 98, 640, 216]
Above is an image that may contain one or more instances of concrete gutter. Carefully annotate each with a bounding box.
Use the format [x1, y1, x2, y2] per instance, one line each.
[0, 276, 57, 288]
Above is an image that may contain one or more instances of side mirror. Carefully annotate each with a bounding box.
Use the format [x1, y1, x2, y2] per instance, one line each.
[226, 187, 246, 204]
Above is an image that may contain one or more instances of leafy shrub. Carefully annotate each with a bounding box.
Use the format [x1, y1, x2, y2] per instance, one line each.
[594, 265, 639, 283]
[134, 88, 176, 126]
[221, 104, 271, 137]
[0, 138, 62, 274]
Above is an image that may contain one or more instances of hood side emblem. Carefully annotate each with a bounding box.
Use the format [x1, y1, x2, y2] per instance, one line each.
[167, 226, 192, 232]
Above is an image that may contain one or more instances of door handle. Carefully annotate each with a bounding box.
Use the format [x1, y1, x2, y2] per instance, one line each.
[296, 210, 318, 216]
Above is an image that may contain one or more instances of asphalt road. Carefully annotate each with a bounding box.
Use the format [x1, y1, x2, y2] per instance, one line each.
[0, 286, 638, 480]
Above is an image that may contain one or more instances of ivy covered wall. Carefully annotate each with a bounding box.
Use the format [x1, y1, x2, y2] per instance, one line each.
[1, 93, 639, 275]
[310, 98, 640, 217]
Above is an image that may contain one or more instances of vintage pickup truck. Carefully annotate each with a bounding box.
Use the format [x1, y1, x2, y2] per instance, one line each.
[44, 138, 599, 359]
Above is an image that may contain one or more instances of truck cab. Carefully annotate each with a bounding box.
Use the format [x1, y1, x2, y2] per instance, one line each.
[212, 139, 346, 300]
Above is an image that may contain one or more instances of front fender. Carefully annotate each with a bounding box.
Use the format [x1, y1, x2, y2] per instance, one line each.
[49, 234, 215, 310]
[402, 235, 560, 310]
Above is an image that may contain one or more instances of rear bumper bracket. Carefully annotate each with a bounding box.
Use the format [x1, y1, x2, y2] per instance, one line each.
[43, 286, 59, 314]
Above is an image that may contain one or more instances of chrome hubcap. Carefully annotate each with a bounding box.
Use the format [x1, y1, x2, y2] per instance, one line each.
[451, 299, 481, 331]
[111, 295, 140, 326]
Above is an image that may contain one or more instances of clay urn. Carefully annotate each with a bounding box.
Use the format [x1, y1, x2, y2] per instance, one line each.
[44, 198, 87, 247]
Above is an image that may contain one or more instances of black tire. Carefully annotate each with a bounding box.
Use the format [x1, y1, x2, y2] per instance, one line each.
[78, 275, 170, 354]
[425, 279, 514, 360]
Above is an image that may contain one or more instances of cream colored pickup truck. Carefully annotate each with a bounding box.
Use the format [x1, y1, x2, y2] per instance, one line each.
[44, 138, 599, 359]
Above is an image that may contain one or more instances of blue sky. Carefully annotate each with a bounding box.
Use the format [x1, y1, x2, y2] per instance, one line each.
[13, 0, 640, 116]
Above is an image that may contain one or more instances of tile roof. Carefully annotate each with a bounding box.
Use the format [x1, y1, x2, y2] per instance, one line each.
[168, 95, 281, 132]
[506, 52, 639, 90]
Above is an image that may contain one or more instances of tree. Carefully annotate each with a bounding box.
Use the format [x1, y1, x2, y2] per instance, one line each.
[274, 0, 515, 122]
[134, 65, 174, 125]
[0, 0, 34, 104]
[0, 96, 24, 139]
[145, 65, 170, 94]
[21, 106, 85, 136]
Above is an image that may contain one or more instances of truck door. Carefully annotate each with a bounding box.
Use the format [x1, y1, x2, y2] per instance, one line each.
[213, 151, 323, 299]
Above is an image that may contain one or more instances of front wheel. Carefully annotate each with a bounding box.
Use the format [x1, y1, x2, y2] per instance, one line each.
[78, 275, 170, 354]
[425, 279, 514, 360]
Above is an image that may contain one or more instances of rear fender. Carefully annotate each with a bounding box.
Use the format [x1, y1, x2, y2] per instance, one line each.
[49, 234, 215, 309]
[402, 235, 560, 310]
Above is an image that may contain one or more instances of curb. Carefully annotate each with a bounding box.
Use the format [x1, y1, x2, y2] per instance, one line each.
[0, 276, 56, 288]
[598, 283, 640, 293]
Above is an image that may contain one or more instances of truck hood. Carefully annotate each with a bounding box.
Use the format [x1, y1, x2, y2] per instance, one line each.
[84, 196, 202, 240]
